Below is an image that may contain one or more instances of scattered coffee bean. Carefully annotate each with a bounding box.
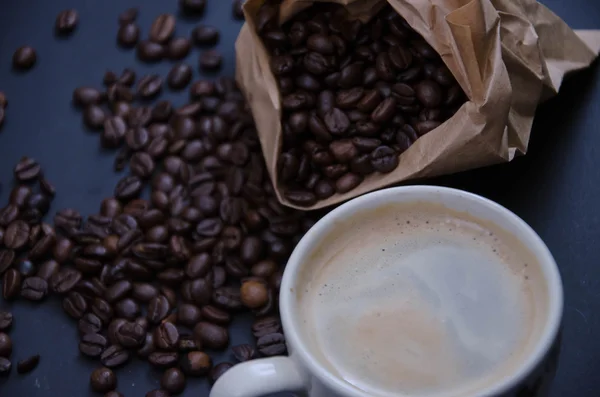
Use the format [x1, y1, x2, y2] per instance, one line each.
[12, 46, 36, 70]
[14, 157, 41, 182]
[137, 75, 163, 99]
[192, 25, 219, 46]
[199, 50, 222, 71]
[0, 312, 12, 331]
[161, 368, 186, 394]
[84, 105, 107, 129]
[167, 37, 191, 60]
[137, 40, 165, 62]
[180, 0, 206, 14]
[240, 280, 269, 309]
[150, 14, 176, 44]
[0, 357, 11, 375]
[148, 351, 178, 368]
[79, 333, 108, 358]
[232, 344, 255, 362]
[21, 276, 48, 301]
[90, 367, 117, 393]
[232, 0, 244, 20]
[257, 332, 286, 356]
[193, 322, 229, 350]
[119, 8, 138, 25]
[55, 9, 79, 35]
[2, 269, 21, 300]
[181, 351, 211, 376]
[100, 345, 129, 368]
[16, 354, 40, 374]
[209, 362, 233, 384]
[0, 92, 6, 108]
[0, 333, 12, 357]
[118, 24, 140, 48]
[168, 64, 193, 90]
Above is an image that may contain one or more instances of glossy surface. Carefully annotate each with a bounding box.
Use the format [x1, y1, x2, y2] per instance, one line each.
[0, 0, 599, 396]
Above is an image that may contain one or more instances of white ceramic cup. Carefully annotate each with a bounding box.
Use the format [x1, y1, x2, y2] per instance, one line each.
[210, 186, 564, 397]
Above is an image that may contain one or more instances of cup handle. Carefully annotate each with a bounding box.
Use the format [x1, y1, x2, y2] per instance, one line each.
[210, 356, 306, 397]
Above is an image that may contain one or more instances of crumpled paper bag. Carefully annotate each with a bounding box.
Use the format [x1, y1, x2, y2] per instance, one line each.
[236, 0, 600, 209]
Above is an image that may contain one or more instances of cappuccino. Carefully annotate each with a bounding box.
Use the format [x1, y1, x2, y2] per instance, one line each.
[296, 202, 549, 397]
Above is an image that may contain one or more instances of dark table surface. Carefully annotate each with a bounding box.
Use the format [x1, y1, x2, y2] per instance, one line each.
[0, 0, 599, 396]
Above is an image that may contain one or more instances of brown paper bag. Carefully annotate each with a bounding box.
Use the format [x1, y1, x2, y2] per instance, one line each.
[236, 0, 600, 210]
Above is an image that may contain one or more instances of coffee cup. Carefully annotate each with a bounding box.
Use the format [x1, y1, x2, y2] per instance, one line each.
[210, 186, 563, 397]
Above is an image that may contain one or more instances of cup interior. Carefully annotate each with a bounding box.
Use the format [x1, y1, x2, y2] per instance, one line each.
[280, 186, 563, 397]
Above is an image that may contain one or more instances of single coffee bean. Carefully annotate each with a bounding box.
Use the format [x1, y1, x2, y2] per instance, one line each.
[119, 7, 138, 24]
[51, 267, 82, 294]
[193, 322, 229, 350]
[35, 259, 60, 280]
[240, 280, 269, 309]
[117, 23, 140, 48]
[150, 14, 176, 43]
[232, 0, 244, 19]
[0, 333, 12, 357]
[79, 333, 108, 358]
[147, 295, 170, 324]
[21, 276, 48, 301]
[114, 298, 140, 320]
[199, 50, 223, 71]
[2, 269, 21, 300]
[232, 344, 256, 362]
[137, 75, 163, 99]
[148, 351, 179, 368]
[336, 173, 363, 194]
[78, 312, 103, 335]
[0, 249, 15, 275]
[137, 40, 165, 62]
[0, 92, 7, 108]
[180, 0, 207, 14]
[84, 105, 106, 129]
[371, 97, 397, 123]
[257, 332, 287, 356]
[104, 280, 132, 303]
[167, 64, 193, 90]
[9, 185, 31, 208]
[100, 345, 130, 368]
[371, 145, 399, 173]
[154, 322, 180, 350]
[4, 220, 30, 249]
[55, 9, 79, 35]
[0, 357, 11, 375]
[16, 355, 40, 374]
[62, 291, 88, 319]
[129, 152, 155, 178]
[114, 176, 142, 201]
[116, 321, 145, 348]
[0, 312, 13, 331]
[209, 362, 233, 384]
[161, 368, 186, 394]
[200, 305, 230, 325]
[181, 351, 211, 376]
[168, 37, 191, 60]
[14, 157, 41, 182]
[415, 80, 443, 108]
[192, 25, 219, 46]
[90, 367, 117, 393]
[12, 46, 36, 70]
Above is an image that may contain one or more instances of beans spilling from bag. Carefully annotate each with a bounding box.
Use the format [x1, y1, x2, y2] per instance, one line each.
[255, 2, 466, 207]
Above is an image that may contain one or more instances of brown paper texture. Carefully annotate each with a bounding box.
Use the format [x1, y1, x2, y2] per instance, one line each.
[236, 0, 600, 210]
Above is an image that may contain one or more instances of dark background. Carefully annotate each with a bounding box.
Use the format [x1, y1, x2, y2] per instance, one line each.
[0, 0, 599, 396]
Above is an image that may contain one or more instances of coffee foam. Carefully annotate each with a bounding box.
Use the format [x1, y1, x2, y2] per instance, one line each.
[296, 202, 548, 397]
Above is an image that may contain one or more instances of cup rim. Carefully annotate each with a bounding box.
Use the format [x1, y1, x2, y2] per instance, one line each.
[280, 186, 563, 397]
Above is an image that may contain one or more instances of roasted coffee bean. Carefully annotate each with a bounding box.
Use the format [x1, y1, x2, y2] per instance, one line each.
[199, 50, 223, 71]
[180, 0, 207, 13]
[284, 190, 317, 206]
[132, 283, 159, 302]
[176, 303, 202, 327]
[114, 176, 142, 201]
[167, 37, 192, 60]
[35, 258, 59, 280]
[79, 333, 108, 358]
[184, 252, 211, 278]
[2, 269, 21, 300]
[240, 280, 269, 309]
[4, 220, 30, 249]
[90, 367, 117, 393]
[0, 312, 13, 331]
[335, 172, 363, 193]
[167, 63, 193, 91]
[79, 312, 103, 334]
[148, 351, 179, 368]
[181, 278, 212, 306]
[192, 25, 220, 47]
[9, 185, 31, 208]
[371, 145, 399, 173]
[232, 344, 256, 362]
[0, 333, 12, 357]
[150, 14, 176, 44]
[210, 362, 233, 384]
[117, 23, 140, 47]
[55, 9, 78, 35]
[21, 276, 48, 301]
[137, 75, 163, 99]
[232, 0, 244, 19]
[0, 92, 7, 108]
[130, 152, 155, 178]
[12, 46, 36, 70]
[181, 351, 211, 376]
[0, 357, 11, 375]
[83, 105, 106, 129]
[148, 295, 171, 324]
[257, 332, 287, 356]
[119, 7, 138, 24]
[101, 345, 130, 368]
[154, 322, 180, 350]
[51, 267, 82, 293]
[114, 298, 140, 320]
[193, 322, 229, 350]
[16, 355, 40, 374]
[137, 40, 165, 62]
[62, 291, 88, 319]
[161, 368, 186, 394]
[415, 80, 443, 108]
[104, 280, 132, 303]
[102, 117, 127, 148]
[116, 321, 145, 348]
[14, 157, 41, 182]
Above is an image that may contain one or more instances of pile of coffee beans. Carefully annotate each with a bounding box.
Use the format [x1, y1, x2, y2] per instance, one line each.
[254, 2, 466, 206]
[0, 4, 323, 394]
